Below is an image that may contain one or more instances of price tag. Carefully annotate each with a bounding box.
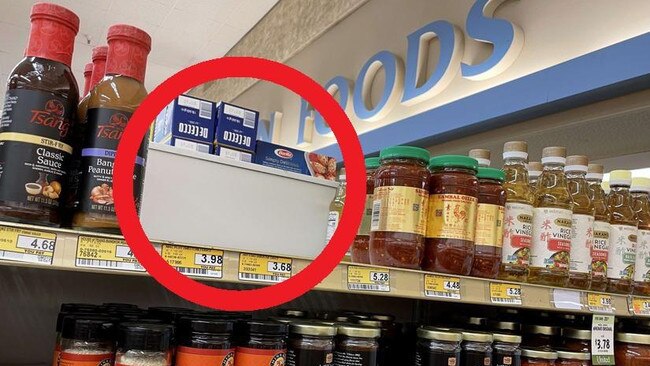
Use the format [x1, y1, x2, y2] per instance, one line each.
[0, 225, 56, 265]
[591, 314, 615, 365]
[424, 275, 461, 299]
[76, 236, 145, 272]
[587, 293, 613, 313]
[161, 244, 224, 279]
[552, 289, 583, 310]
[630, 297, 650, 316]
[347, 265, 390, 292]
[238, 253, 292, 283]
[489, 283, 522, 305]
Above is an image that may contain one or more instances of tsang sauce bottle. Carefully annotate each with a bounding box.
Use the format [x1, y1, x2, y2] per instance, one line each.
[82, 63, 93, 99]
[72, 25, 151, 233]
[0, 3, 80, 226]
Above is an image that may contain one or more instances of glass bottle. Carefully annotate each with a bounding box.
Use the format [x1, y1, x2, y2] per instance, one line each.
[352, 158, 380, 263]
[632, 177, 650, 296]
[286, 323, 335, 366]
[606, 170, 637, 294]
[565, 156, 594, 290]
[528, 162, 543, 192]
[78, 45, 108, 125]
[326, 169, 346, 243]
[82, 62, 93, 98]
[528, 147, 572, 287]
[469, 148, 491, 167]
[72, 24, 152, 232]
[236, 321, 288, 366]
[175, 318, 235, 366]
[59, 316, 116, 366]
[586, 164, 611, 291]
[116, 323, 173, 366]
[499, 141, 535, 282]
[0, 3, 80, 226]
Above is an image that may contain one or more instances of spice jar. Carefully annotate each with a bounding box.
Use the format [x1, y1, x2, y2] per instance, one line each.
[424, 155, 479, 274]
[287, 322, 336, 366]
[556, 350, 590, 366]
[116, 323, 173, 366]
[521, 348, 558, 366]
[334, 325, 381, 366]
[493, 333, 522, 366]
[522, 325, 560, 349]
[561, 329, 591, 352]
[471, 167, 506, 278]
[615, 332, 650, 366]
[352, 157, 381, 264]
[59, 316, 116, 366]
[236, 321, 288, 366]
[369, 146, 430, 269]
[415, 327, 462, 366]
[175, 318, 235, 366]
[461, 331, 493, 366]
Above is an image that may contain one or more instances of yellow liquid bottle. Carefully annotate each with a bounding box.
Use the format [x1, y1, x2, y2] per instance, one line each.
[327, 169, 346, 243]
[565, 156, 594, 290]
[632, 177, 650, 296]
[469, 148, 491, 167]
[587, 164, 611, 292]
[528, 147, 572, 287]
[528, 162, 543, 193]
[606, 170, 637, 294]
[499, 141, 534, 282]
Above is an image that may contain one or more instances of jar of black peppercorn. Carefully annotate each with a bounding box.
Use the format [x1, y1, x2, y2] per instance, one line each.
[287, 322, 336, 366]
[415, 327, 462, 366]
[461, 331, 493, 366]
[334, 325, 381, 366]
[235, 320, 288, 366]
[175, 317, 235, 366]
[493, 333, 522, 366]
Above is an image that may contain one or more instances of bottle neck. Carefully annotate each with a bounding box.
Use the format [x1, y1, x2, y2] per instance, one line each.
[83, 73, 92, 96]
[25, 18, 76, 67]
[543, 162, 565, 172]
[90, 59, 107, 90]
[566, 171, 586, 179]
[504, 157, 527, 166]
[106, 39, 148, 83]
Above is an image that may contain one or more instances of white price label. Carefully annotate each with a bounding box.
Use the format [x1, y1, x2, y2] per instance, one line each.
[0, 226, 57, 265]
[16, 235, 56, 253]
[115, 245, 134, 259]
[591, 315, 615, 365]
[267, 261, 292, 273]
[194, 253, 223, 266]
[370, 271, 390, 282]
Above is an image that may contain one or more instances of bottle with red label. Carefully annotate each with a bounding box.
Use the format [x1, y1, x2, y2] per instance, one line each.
[606, 170, 638, 294]
[71, 24, 151, 233]
[565, 155, 594, 290]
[59, 316, 116, 366]
[586, 163, 611, 291]
[631, 177, 650, 296]
[0, 3, 80, 226]
[528, 147, 573, 287]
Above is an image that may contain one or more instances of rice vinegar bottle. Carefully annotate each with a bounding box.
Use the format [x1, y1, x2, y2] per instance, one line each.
[498, 141, 534, 282]
[587, 164, 611, 292]
[606, 170, 637, 294]
[565, 156, 594, 290]
[528, 147, 572, 286]
[469, 149, 491, 167]
[631, 177, 650, 296]
[528, 162, 543, 192]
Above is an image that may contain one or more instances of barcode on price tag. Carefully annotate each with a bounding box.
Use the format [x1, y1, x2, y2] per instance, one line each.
[587, 293, 613, 313]
[347, 265, 390, 292]
[591, 315, 615, 365]
[238, 253, 292, 283]
[0, 225, 56, 265]
[424, 275, 461, 299]
[630, 297, 650, 316]
[161, 244, 224, 279]
[490, 283, 522, 305]
[75, 236, 145, 272]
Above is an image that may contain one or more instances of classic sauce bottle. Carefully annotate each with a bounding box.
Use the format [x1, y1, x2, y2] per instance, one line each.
[82, 63, 93, 98]
[528, 147, 572, 287]
[631, 177, 650, 296]
[499, 141, 534, 282]
[606, 170, 637, 294]
[0, 3, 80, 226]
[72, 25, 151, 232]
[565, 155, 594, 290]
[586, 164, 611, 291]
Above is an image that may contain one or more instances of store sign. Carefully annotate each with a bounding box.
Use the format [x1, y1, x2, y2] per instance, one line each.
[293, 0, 523, 147]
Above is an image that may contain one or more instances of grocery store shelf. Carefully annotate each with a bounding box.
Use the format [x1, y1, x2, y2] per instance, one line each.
[0, 221, 648, 317]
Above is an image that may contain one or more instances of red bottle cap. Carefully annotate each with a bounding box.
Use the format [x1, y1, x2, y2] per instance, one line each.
[105, 24, 152, 83]
[82, 62, 93, 96]
[84, 62, 94, 74]
[25, 3, 80, 67]
[90, 45, 109, 89]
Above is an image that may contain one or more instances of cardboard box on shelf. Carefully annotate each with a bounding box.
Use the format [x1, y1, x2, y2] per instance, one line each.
[214, 102, 259, 153]
[153, 94, 215, 154]
[254, 141, 337, 181]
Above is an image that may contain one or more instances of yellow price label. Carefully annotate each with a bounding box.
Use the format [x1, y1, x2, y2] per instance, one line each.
[162, 244, 224, 279]
[587, 293, 613, 313]
[631, 297, 650, 316]
[490, 283, 522, 305]
[347, 265, 390, 292]
[76, 236, 145, 272]
[238, 253, 292, 283]
[424, 275, 461, 299]
[0, 225, 56, 265]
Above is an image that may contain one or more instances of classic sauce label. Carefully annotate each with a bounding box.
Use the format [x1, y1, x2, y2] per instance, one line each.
[357, 194, 374, 236]
[0, 89, 75, 210]
[591, 220, 611, 278]
[371, 186, 428, 235]
[425, 194, 477, 241]
[530, 207, 572, 269]
[235, 347, 285, 366]
[58, 352, 113, 366]
[570, 214, 595, 274]
[502, 202, 533, 265]
[634, 229, 650, 282]
[475, 203, 505, 247]
[607, 224, 637, 280]
[175, 347, 235, 366]
[78, 108, 145, 216]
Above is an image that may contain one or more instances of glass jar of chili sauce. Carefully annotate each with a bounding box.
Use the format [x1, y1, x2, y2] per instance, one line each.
[369, 146, 430, 269]
[471, 167, 506, 279]
[423, 155, 479, 275]
[352, 157, 381, 264]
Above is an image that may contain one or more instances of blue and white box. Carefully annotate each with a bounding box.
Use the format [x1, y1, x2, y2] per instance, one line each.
[214, 102, 259, 153]
[154, 95, 215, 154]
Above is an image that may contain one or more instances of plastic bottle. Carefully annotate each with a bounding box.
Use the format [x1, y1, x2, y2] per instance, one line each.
[528, 162, 543, 192]
[469, 149, 491, 167]
[565, 156, 594, 290]
[326, 169, 346, 243]
[586, 164, 611, 291]
[632, 177, 650, 296]
[606, 170, 637, 294]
